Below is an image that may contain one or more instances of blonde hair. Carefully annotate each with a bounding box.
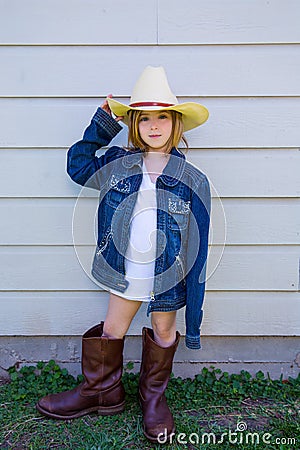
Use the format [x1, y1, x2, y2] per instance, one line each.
[127, 110, 188, 153]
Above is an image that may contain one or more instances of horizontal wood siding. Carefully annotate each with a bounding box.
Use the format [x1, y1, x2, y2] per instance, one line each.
[1, 149, 299, 197]
[158, 0, 300, 44]
[1, 292, 299, 336]
[1, 46, 300, 96]
[1, 0, 299, 44]
[0, 0, 158, 44]
[0, 245, 298, 291]
[1, 98, 300, 148]
[0, 1, 299, 341]
[1, 198, 299, 245]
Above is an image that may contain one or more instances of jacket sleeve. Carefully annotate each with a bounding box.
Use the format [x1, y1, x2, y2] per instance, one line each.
[185, 176, 211, 349]
[66, 107, 123, 189]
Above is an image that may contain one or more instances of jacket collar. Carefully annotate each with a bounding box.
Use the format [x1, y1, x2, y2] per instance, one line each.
[122, 147, 186, 186]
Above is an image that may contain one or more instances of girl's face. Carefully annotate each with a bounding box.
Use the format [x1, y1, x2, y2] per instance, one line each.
[138, 110, 173, 152]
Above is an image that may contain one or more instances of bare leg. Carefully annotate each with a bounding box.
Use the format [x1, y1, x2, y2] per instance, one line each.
[151, 311, 177, 347]
[103, 293, 142, 339]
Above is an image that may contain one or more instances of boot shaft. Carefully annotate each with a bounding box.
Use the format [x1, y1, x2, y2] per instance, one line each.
[139, 327, 180, 395]
[139, 327, 180, 443]
[81, 322, 125, 394]
[140, 328, 180, 375]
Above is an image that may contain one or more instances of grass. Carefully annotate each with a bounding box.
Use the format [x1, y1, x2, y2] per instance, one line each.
[0, 361, 299, 449]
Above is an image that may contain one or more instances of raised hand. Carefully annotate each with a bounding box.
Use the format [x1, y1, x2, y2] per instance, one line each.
[101, 94, 123, 122]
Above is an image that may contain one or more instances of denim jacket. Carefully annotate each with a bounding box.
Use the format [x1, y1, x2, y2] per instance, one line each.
[67, 107, 210, 349]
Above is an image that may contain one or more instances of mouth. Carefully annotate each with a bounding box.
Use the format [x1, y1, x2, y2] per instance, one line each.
[149, 134, 162, 138]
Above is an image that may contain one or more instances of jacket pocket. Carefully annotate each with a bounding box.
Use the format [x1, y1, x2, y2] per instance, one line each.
[167, 198, 190, 230]
[106, 174, 131, 209]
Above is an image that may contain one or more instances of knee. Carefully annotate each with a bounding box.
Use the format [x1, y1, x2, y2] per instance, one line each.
[151, 318, 176, 347]
[103, 321, 124, 340]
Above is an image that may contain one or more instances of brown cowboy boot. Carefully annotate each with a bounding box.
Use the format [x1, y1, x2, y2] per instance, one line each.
[139, 327, 180, 443]
[36, 322, 125, 419]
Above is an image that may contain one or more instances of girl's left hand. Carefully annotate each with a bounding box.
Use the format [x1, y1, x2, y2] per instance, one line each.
[101, 94, 124, 122]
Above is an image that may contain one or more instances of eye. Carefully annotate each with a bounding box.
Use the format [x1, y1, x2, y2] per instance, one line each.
[139, 116, 149, 122]
[158, 113, 169, 120]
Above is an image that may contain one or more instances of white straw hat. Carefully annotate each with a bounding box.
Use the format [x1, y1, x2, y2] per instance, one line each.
[107, 66, 209, 132]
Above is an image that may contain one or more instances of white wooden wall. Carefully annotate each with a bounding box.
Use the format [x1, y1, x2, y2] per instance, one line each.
[0, 0, 300, 340]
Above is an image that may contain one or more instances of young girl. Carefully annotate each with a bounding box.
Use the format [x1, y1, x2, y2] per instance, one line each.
[36, 66, 211, 443]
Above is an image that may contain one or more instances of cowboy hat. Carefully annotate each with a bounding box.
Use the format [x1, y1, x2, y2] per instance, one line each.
[107, 66, 209, 132]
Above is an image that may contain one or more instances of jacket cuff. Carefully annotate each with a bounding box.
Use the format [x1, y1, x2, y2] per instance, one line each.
[185, 334, 201, 350]
[93, 107, 122, 138]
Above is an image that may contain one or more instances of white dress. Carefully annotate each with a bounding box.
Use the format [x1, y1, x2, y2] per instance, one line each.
[109, 161, 157, 301]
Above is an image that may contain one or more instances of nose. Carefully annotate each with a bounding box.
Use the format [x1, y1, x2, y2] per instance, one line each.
[150, 119, 158, 130]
